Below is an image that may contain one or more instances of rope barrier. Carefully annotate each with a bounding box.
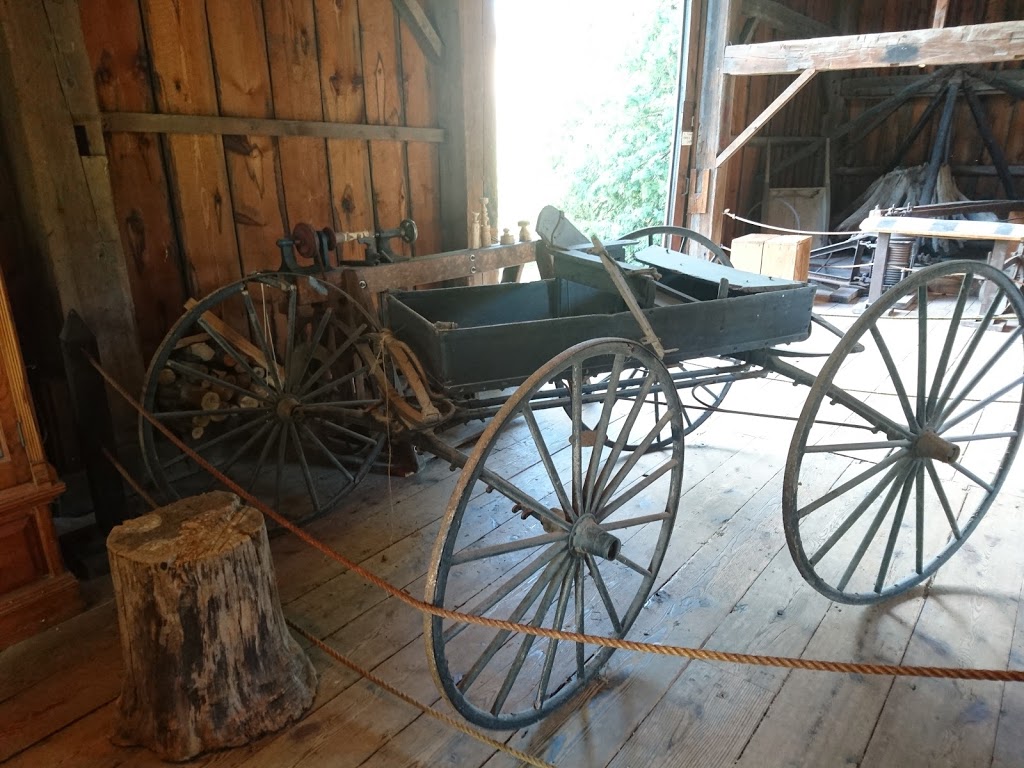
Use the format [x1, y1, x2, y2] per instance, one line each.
[93, 354, 1024, 689]
[723, 209, 865, 238]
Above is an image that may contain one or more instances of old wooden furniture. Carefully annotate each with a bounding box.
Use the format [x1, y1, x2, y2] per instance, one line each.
[0, 269, 79, 648]
[137, 210, 1023, 730]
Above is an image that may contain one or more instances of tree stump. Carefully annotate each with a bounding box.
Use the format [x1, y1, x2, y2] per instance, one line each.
[107, 491, 317, 761]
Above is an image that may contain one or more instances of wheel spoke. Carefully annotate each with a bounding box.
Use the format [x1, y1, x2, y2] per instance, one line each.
[274, 420, 290, 511]
[315, 418, 384, 446]
[293, 307, 334, 392]
[241, 287, 284, 392]
[522, 403, 574, 516]
[926, 273, 971, 419]
[283, 286, 298, 390]
[837, 462, 914, 592]
[932, 289, 1005, 420]
[809, 458, 909, 565]
[915, 462, 925, 574]
[804, 439, 910, 454]
[155, 406, 272, 421]
[585, 554, 622, 634]
[944, 431, 1019, 443]
[166, 359, 265, 402]
[613, 552, 653, 579]
[451, 531, 568, 566]
[574, 560, 585, 681]
[925, 459, 961, 539]
[600, 510, 674, 532]
[916, 286, 927, 426]
[443, 544, 565, 644]
[948, 460, 995, 493]
[489, 557, 571, 715]
[874, 463, 918, 593]
[161, 414, 272, 470]
[535, 565, 575, 708]
[583, 355, 625, 516]
[590, 371, 657, 511]
[571, 363, 584, 517]
[939, 326, 1024, 425]
[320, 433, 387, 511]
[300, 423, 355, 484]
[297, 322, 368, 396]
[868, 325, 918, 430]
[478, 468, 572, 532]
[246, 422, 281, 491]
[597, 459, 678, 522]
[289, 422, 321, 516]
[798, 450, 907, 519]
[457, 554, 569, 694]
[302, 365, 370, 402]
[203, 418, 275, 488]
[940, 374, 1024, 433]
[594, 410, 675, 512]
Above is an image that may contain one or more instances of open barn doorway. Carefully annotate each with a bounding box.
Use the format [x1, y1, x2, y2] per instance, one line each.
[494, 0, 685, 249]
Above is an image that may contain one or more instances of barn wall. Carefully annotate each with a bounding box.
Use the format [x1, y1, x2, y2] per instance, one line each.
[78, 0, 461, 363]
[680, 0, 1024, 245]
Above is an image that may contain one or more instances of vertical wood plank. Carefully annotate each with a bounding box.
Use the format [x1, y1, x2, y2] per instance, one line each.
[399, 12, 442, 256]
[207, 0, 287, 274]
[140, 0, 242, 309]
[80, 0, 184, 361]
[358, 0, 411, 257]
[314, 0, 374, 261]
[263, 0, 334, 235]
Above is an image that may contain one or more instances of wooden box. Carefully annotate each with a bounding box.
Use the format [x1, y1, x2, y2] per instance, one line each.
[730, 234, 811, 282]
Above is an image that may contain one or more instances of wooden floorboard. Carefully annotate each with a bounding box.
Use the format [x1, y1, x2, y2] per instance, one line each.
[3, 298, 1023, 767]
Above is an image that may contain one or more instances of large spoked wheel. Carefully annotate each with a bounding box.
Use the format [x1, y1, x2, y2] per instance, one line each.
[140, 273, 388, 522]
[619, 226, 733, 437]
[426, 339, 684, 729]
[785, 260, 1024, 604]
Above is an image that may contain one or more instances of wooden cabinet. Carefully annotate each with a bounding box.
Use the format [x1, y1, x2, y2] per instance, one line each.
[0, 269, 79, 648]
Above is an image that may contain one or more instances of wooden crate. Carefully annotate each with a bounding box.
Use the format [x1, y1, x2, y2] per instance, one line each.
[731, 234, 811, 282]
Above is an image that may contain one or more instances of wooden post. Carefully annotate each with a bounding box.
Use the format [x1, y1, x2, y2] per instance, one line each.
[59, 311, 125, 534]
[0, 0, 144, 443]
[687, 0, 739, 245]
[107, 492, 316, 761]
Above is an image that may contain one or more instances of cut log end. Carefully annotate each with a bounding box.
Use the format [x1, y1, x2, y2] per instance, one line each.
[107, 492, 317, 760]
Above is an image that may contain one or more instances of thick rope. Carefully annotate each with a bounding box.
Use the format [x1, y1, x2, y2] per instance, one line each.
[287, 621, 554, 768]
[93, 356, 1024, 685]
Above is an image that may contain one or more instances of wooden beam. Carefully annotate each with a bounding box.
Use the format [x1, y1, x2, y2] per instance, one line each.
[99, 112, 444, 143]
[860, 215, 1024, 242]
[932, 0, 950, 28]
[391, 0, 443, 60]
[724, 21, 1024, 75]
[716, 68, 816, 168]
[837, 165, 1024, 177]
[740, 0, 835, 39]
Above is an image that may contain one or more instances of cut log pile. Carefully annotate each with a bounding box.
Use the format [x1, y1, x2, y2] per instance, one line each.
[159, 332, 272, 440]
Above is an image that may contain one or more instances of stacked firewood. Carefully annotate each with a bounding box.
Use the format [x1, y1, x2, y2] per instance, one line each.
[156, 334, 273, 440]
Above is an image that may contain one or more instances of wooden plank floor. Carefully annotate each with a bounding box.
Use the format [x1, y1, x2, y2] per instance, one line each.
[3, 300, 1023, 768]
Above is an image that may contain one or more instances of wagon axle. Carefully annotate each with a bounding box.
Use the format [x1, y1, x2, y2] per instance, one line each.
[913, 429, 960, 463]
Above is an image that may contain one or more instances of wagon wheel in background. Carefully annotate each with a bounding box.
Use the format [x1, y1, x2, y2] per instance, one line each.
[617, 225, 734, 439]
[140, 273, 388, 522]
[426, 338, 684, 729]
[784, 260, 1024, 604]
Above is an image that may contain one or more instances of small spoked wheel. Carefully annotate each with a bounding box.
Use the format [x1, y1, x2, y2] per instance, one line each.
[785, 260, 1024, 604]
[426, 338, 684, 729]
[619, 225, 732, 267]
[140, 273, 388, 522]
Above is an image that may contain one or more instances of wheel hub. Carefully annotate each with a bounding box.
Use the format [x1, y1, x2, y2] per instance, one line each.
[913, 429, 960, 463]
[569, 514, 621, 561]
[276, 395, 302, 421]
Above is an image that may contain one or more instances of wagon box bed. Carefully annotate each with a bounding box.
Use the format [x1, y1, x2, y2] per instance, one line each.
[384, 264, 815, 395]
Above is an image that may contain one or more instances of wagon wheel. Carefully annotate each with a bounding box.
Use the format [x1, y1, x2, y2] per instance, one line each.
[617, 225, 734, 439]
[426, 338, 684, 728]
[140, 273, 388, 522]
[784, 260, 1024, 604]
